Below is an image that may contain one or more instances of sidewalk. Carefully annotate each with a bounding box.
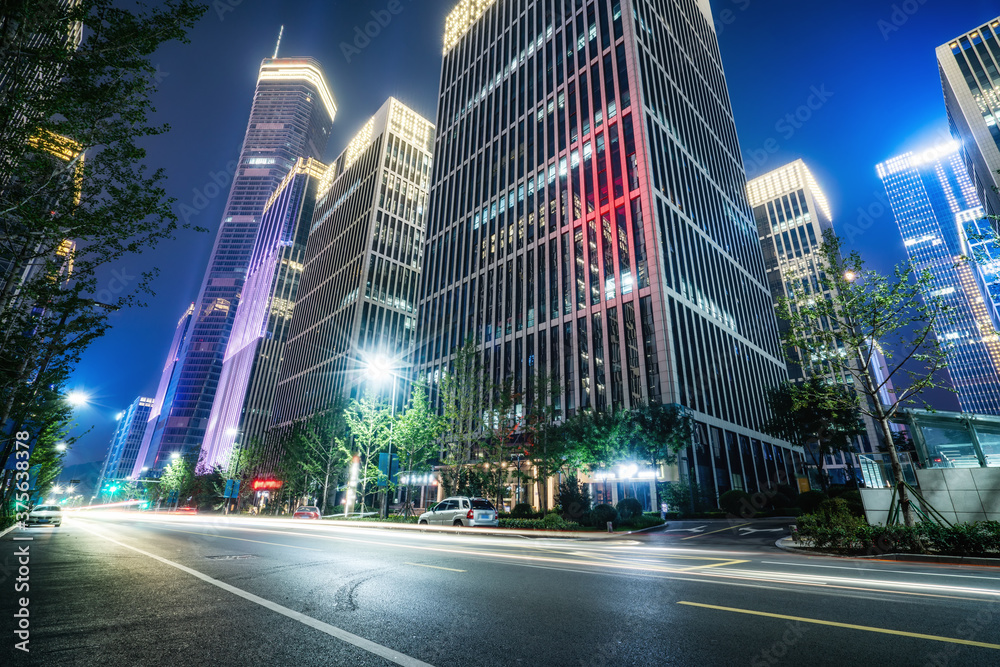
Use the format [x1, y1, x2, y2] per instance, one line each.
[775, 536, 1000, 567]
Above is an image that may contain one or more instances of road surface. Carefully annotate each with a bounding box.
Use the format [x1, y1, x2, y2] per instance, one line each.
[2, 513, 997, 665]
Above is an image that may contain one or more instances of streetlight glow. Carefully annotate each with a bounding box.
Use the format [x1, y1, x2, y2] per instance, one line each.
[66, 391, 89, 407]
[844, 270, 857, 283]
[170, 452, 181, 460]
[55, 442, 67, 452]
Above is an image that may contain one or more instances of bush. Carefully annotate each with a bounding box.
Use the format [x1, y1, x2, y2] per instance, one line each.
[719, 490, 752, 516]
[615, 497, 644, 523]
[591, 503, 619, 527]
[510, 503, 535, 518]
[797, 490, 828, 514]
[629, 514, 666, 530]
[838, 490, 864, 517]
[796, 498, 867, 550]
[498, 516, 580, 531]
[558, 476, 592, 523]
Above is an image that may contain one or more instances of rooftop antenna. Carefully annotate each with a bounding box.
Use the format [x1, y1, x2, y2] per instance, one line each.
[273, 25, 284, 59]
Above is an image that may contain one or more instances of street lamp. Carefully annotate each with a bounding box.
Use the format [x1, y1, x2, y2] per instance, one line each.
[55, 442, 67, 452]
[66, 391, 89, 407]
[170, 452, 180, 460]
[367, 354, 399, 519]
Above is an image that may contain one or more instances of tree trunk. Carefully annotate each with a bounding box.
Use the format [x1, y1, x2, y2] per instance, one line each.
[859, 371, 915, 526]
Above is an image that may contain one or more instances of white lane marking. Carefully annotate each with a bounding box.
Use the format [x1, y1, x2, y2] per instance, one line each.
[83, 525, 435, 667]
[759, 561, 1000, 581]
[405, 562, 466, 573]
[738, 528, 786, 535]
[663, 526, 706, 534]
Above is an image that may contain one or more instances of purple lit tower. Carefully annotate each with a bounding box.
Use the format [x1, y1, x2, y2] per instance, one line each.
[199, 158, 326, 472]
[144, 57, 336, 472]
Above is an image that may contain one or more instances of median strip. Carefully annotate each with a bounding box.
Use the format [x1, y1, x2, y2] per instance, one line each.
[677, 601, 1000, 650]
[83, 526, 436, 667]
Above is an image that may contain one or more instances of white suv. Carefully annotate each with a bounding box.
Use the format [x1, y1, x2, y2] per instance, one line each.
[418, 497, 498, 527]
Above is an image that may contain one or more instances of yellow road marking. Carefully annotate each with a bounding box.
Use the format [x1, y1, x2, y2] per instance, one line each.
[155, 526, 322, 551]
[678, 559, 749, 571]
[680, 522, 750, 540]
[404, 562, 466, 573]
[677, 601, 1000, 650]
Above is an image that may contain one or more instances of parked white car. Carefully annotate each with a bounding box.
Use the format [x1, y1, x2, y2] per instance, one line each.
[26, 504, 62, 527]
[418, 497, 498, 527]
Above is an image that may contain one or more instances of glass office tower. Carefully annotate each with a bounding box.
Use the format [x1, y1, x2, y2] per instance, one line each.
[268, 98, 433, 465]
[145, 58, 336, 472]
[419, 0, 797, 498]
[199, 158, 326, 472]
[749, 160, 886, 485]
[937, 17, 1000, 218]
[877, 141, 1000, 415]
[98, 396, 154, 491]
[131, 303, 193, 478]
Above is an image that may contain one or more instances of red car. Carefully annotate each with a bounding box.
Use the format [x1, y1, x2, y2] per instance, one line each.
[293, 506, 321, 519]
[172, 506, 197, 515]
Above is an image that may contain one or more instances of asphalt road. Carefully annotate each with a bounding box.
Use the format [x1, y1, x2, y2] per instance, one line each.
[2, 513, 998, 666]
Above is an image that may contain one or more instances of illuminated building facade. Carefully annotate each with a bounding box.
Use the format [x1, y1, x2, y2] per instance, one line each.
[877, 142, 1000, 415]
[937, 18, 1000, 218]
[132, 303, 194, 477]
[419, 0, 799, 499]
[749, 160, 885, 485]
[268, 98, 433, 457]
[98, 396, 154, 491]
[146, 58, 336, 472]
[199, 159, 326, 472]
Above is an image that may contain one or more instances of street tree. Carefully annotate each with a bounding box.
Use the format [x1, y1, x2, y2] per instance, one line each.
[764, 379, 864, 492]
[776, 231, 952, 525]
[344, 389, 391, 512]
[0, 0, 207, 489]
[439, 338, 485, 487]
[393, 379, 443, 514]
[295, 407, 351, 514]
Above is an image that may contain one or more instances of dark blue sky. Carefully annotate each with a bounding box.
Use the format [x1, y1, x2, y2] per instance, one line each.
[66, 0, 996, 465]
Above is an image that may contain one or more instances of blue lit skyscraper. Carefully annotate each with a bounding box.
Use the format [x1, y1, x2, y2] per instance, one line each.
[199, 158, 326, 472]
[98, 396, 154, 491]
[877, 141, 1000, 415]
[145, 58, 336, 472]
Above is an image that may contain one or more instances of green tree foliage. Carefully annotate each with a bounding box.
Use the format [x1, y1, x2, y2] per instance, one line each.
[160, 455, 195, 504]
[439, 338, 485, 480]
[393, 380, 442, 514]
[764, 378, 863, 492]
[776, 231, 952, 526]
[293, 407, 351, 514]
[344, 390, 391, 512]
[0, 0, 207, 514]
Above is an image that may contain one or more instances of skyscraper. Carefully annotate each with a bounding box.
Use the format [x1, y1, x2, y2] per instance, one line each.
[268, 98, 433, 460]
[937, 18, 1000, 218]
[145, 57, 336, 472]
[132, 303, 194, 478]
[419, 0, 797, 498]
[98, 396, 154, 491]
[199, 158, 326, 472]
[748, 160, 884, 485]
[877, 141, 1000, 415]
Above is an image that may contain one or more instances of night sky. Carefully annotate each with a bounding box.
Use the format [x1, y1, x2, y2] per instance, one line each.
[65, 0, 998, 466]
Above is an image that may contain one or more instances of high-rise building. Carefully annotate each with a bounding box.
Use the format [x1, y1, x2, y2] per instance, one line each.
[937, 18, 1000, 218]
[145, 57, 336, 472]
[199, 158, 326, 472]
[268, 98, 433, 461]
[98, 396, 154, 491]
[132, 303, 194, 477]
[748, 160, 885, 485]
[418, 0, 797, 499]
[877, 141, 1000, 415]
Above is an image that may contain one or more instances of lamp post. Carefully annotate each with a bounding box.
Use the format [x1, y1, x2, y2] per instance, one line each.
[367, 355, 398, 520]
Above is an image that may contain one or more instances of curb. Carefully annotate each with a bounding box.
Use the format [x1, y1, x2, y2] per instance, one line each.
[319, 519, 664, 540]
[774, 537, 1000, 567]
[0, 523, 19, 540]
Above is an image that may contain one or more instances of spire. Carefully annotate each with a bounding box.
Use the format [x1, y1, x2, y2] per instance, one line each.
[273, 25, 284, 59]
